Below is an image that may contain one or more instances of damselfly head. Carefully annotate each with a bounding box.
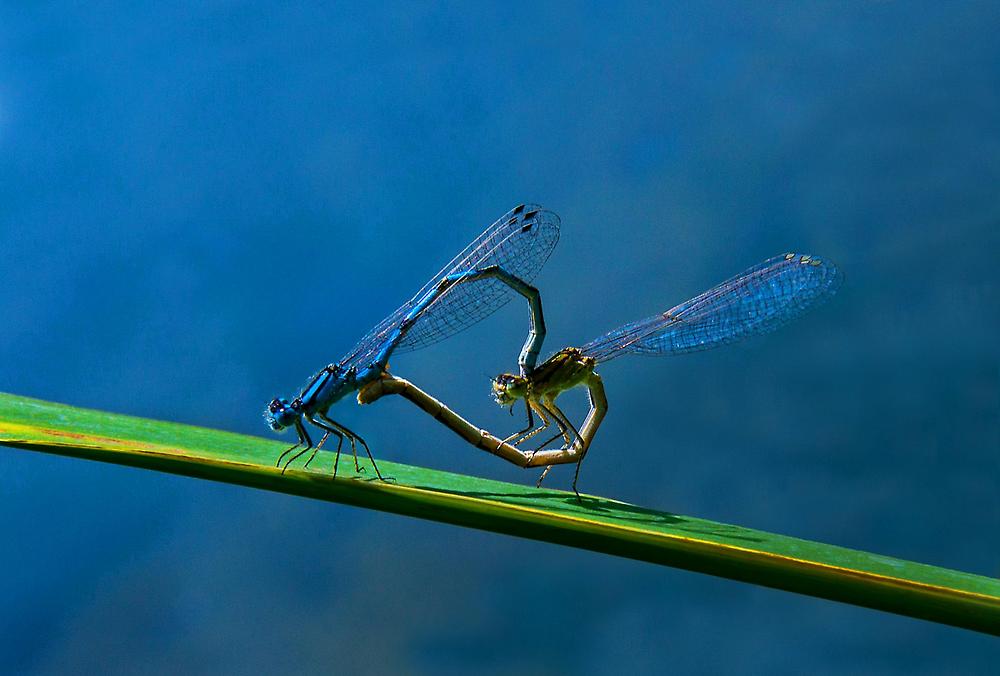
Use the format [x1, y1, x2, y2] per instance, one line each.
[491, 373, 527, 406]
[264, 397, 300, 431]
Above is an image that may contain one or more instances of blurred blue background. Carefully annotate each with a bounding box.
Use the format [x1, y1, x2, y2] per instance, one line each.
[1, 2, 998, 673]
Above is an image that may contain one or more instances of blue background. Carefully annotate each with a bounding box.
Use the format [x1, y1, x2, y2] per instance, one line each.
[1, 2, 998, 673]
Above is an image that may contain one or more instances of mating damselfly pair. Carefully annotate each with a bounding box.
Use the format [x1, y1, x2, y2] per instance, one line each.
[265, 204, 841, 495]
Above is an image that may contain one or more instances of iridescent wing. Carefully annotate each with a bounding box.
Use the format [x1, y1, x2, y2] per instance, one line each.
[580, 253, 842, 362]
[339, 204, 560, 371]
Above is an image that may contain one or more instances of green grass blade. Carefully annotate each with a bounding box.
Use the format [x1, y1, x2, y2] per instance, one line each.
[2, 391, 997, 635]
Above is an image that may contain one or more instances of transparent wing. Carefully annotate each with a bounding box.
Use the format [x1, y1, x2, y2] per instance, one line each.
[338, 204, 560, 371]
[580, 253, 842, 363]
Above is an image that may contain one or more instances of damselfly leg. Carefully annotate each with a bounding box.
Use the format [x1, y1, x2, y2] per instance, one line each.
[302, 418, 345, 474]
[316, 412, 385, 481]
[528, 398, 579, 451]
[277, 420, 313, 474]
[546, 398, 581, 449]
[503, 401, 539, 444]
[282, 429, 330, 474]
[533, 398, 581, 488]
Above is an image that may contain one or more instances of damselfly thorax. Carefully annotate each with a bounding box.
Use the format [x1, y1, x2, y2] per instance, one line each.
[527, 348, 597, 396]
[491, 347, 608, 491]
[264, 204, 561, 478]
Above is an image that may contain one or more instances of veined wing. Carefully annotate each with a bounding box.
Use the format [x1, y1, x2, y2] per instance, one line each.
[580, 253, 842, 362]
[339, 204, 560, 371]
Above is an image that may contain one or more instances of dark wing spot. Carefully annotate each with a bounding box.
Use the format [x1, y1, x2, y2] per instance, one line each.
[521, 210, 540, 232]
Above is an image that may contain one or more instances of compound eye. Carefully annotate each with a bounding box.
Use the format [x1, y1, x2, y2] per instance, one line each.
[268, 399, 282, 413]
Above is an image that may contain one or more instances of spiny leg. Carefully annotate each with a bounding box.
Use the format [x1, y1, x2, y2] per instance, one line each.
[313, 413, 362, 473]
[317, 413, 385, 481]
[535, 464, 554, 488]
[280, 421, 313, 474]
[512, 400, 552, 446]
[546, 399, 581, 450]
[328, 418, 368, 474]
[530, 400, 573, 488]
[571, 452, 586, 498]
[503, 400, 536, 444]
[502, 399, 548, 447]
[303, 418, 345, 476]
[531, 425, 568, 454]
[275, 440, 302, 469]
[533, 398, 583, 489]
[550, 399, 586, 498]
[275, 420, 307, 468]
[532, 400, 572, 451]
[301, 430, 330, 470]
